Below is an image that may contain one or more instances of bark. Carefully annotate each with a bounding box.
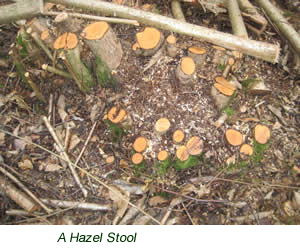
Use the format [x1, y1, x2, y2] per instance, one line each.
[46, 0, 279, 63]
[227, 0, 248, 38]
[0, 0, 43, 24]
[255, 0, 300, 56]
[171, 0, 186, 22]
[0, 175, 39, 213]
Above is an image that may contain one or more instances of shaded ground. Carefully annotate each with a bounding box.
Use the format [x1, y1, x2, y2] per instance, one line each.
[0, 0, 299, 225]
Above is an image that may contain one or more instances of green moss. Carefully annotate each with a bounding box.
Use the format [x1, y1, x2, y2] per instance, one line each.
[218, 63, 225, 71]
[16, 34, 28, 58]
[252, 139, 270, 164]
[241, 78, 256, 91]
[174, 155, 200, 171]
[224, 106, 235, 117]
[154, 157, 172, 176]
[95, 56, 117, 89]
[104, 119, 126, 143]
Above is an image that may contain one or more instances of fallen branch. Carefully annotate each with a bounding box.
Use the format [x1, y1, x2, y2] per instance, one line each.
[227, 0, 248, 38]
[41, 199, 111, 211]
[0, 165, 52, 214]
[42, 116, 88, 197]
[0, 175, 39, 213]
[0, 0, 43, 24]
[238, 0, 267, 35]
[46, 0, 280, 63]
[255, 0, 300, 56]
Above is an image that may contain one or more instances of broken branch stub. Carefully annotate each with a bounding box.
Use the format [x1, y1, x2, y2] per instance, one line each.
[81, 21, 123, 70]
[166, 35, 177, 58]
[135, 27, 164, 56]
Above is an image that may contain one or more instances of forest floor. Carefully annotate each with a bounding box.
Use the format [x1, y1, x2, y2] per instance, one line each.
[0, 0, 299, 225]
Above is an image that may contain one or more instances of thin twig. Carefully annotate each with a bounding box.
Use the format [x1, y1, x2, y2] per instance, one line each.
[41, 198, 111, 211]
[75, 121, 97, 165]
[48, 93, 53, 121]
[42, 116, 88, 197]
[0, 165, 52, 214]
[43, 11, 139, 26]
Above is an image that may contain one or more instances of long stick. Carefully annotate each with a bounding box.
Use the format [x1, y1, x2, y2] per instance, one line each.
[42, 116, 88, 197]
[43, 11, 139, 26]
[255, 0, 300, 56]
[0, 0, 43, 24]
[46, 0, 279, 63]
[0, 165, 52, 214]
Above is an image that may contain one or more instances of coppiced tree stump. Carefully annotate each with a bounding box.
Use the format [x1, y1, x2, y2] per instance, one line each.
[225, 129, 243, 146]
[134, 27, 164, 56]
[154, 118, 171, 136]
[157, 150, 169, 162]
[176, 145, 189, 162]
[186, 136, 204, 156]
[166, 34, 177, 58]
[254, 124, 270, 144]
[187, 46, 207, 65]
[214, 76, 237, 96]
[54, 32, 94, 92]
[133, 137, 148, 153]
[173, 129, 185, 144]
[81, 21, 123, 71]
[131, 153, 144, 165]
[240, 144, 253, 159]
[176, 56, 196, 85]
[107, 106, 131, 128]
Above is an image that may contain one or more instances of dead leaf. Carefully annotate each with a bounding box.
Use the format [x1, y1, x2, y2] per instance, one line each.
[108, 185, 129, 218]
[18, 159, 33, 170]
[69, 134, 81, 151]
[149, 196, 169, 207]
[14, 139, 26, 151]
[39, 163, 62, 172]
